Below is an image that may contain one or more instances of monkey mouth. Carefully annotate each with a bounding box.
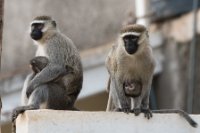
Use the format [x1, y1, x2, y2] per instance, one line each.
[31, 30, 43, 40]
[125, 44, 138, 54]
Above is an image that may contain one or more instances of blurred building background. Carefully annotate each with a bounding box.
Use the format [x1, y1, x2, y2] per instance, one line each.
[0, 0, 200, 132]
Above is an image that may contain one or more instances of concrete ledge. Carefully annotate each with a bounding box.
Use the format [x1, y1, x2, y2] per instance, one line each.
[16, 110, 200, 133]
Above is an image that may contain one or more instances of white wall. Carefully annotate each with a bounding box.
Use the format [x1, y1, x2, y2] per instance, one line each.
[16, 110, 200, 133]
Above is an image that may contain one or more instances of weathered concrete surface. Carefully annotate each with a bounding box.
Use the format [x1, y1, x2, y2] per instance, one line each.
[16, 110, 200, 133]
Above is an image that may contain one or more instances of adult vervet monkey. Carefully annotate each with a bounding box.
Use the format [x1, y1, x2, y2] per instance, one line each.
[12, 15, 83, 122]
[106, 24, 155, 118]
[105, 24, 197, 127]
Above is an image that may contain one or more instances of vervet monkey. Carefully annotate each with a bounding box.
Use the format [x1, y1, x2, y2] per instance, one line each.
[106, 24, 155, 117]
[12, 56, 78, 133]
[105, 24, 197, 127]
[12, 15, 83, 123]
[21, 56, 74, 106]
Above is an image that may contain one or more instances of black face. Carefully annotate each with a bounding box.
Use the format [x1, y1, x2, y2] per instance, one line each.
[30, 23, 44, 40]
[123, 35, 139, 55]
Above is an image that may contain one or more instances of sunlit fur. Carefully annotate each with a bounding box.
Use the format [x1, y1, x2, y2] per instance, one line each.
[106, 24, 155, 113]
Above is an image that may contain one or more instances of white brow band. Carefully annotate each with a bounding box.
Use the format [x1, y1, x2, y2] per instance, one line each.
[121, 32, 141, 37]
[31, 20, 45, 25]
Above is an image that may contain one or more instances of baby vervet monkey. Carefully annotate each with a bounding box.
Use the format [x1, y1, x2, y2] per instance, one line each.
[21, 56, 74, 107]
[12, 56, 77, 133]
[105, 24, 197, 127]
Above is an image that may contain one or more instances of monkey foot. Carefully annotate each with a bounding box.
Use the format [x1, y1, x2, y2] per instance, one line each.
[114, 108, 131, 114]
[142, 108, 153, 119]
[131, 108, 141, 116]
[12, 107, 26, 122]
[12, 105, 38, 122]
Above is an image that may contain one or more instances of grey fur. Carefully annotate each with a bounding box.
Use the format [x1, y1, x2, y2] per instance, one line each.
[12, 16, 82, 133]
[105, 24, 197, 128]
[106, 24, 155, 116]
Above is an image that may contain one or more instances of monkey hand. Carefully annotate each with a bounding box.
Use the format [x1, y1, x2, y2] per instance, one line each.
[131, 108, 141, 116]
[141, 108, 153, 119]
[114, 107, 131, 114]
[12, 105, 38, 122]
[12, 106, 27, 122]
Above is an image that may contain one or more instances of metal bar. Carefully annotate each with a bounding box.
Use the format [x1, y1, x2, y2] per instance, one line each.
[0, 0, 4, 132]
[187, 0, 198, 113]
[135, 0, 150, 26]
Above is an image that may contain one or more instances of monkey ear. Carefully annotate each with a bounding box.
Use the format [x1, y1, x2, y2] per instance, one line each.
[52, 21, 56, 27]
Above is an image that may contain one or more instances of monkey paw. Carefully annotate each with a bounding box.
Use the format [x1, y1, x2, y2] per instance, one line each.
[12, 107, 26, 122]
[114, 108, 131, 114]
[142, 108, 153, 119]
[131, 108, 141, 116]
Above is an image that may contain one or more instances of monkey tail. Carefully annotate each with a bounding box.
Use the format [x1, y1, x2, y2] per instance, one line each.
[152, 109, 197, 128]
[12, 120, 16, 133]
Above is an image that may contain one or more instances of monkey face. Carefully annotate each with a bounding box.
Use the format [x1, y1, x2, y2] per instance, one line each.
[30, 23, 44, 40]
[123, 80, 142, 98]
[123, 35, 139, 54]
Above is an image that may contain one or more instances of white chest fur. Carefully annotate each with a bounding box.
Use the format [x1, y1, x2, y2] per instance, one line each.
[35, 45, 47, 56]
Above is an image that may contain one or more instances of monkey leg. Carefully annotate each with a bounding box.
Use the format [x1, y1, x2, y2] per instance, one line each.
[141, 108, 152, 119]
[46, 83, 80, 110]
[12, 104, 39, 133]
[12, 105, 39, 122]
[112, 77, 131, 113]
[12, 85, 49, 122]
[131, 96, 142, 116]
[12, 86, 48, 133]
[141, 84, 152, 119]
[106, 92, 115, 111]
[106, 78, 120, 112]
[141, 98, 152, 119]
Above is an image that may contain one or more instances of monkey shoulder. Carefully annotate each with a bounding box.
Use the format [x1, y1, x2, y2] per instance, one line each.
[106, 50, 118, 74]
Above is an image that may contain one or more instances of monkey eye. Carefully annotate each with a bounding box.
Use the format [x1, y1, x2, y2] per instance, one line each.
[37, 24, 44, 29]
[124, 38, 128, 43]
[31, 23, 44, 30]
[131, 38, 138, 41]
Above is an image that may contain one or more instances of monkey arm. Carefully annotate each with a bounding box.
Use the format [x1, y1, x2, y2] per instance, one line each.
[23, 73, 35, 87]
[106, 92, 115, 111]
[26, 64, 70, 97]
[106, 77, 116, 111]
[106, 76, 111, 92]
[112, 76, 131, 113]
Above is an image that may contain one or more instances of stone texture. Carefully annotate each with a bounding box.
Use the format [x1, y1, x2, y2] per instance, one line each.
[16, 110, 200, 133]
